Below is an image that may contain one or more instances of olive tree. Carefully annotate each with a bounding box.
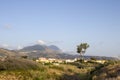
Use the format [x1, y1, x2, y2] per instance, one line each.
[77, 43, 89, 60]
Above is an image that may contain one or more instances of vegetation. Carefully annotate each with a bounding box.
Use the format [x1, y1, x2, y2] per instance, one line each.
[21, 55, 28, 59]
[0, 56, 119, 80]
[0, 57, 89, 80]
[0, 57, 40, 71]
[89, 60, 120, 80]
[77, 43, 89, 60]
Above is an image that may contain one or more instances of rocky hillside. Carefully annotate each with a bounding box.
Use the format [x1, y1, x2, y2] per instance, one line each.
[0, 45, 118, 60]
[18, 44, 63, 58]
[0, 48, 16, 57]
[91, 61, 120, 80]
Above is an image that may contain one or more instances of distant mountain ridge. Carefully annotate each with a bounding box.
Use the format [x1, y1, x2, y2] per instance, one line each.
[20, 45, 47, 51]
[17, 44, 62, 58]
[0, 48, 16, 57]
[20, 44, 61, 52]
[0, 45, 118, 60]
[48, 45, 61, 51]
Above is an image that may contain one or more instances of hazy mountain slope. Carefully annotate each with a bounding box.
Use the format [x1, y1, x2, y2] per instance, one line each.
[48, 45, 61, 51]
[18, 44, 62, 58]
[0, 48, 16, 57]
[20, 45, 48, 51]
[0, 45, 118, 60]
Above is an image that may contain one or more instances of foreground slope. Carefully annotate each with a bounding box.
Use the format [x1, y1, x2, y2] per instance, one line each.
[90, 61, 120, 80]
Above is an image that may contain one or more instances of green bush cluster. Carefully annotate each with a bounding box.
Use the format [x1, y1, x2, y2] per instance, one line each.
[49, 65, 64, 71]
[0, 57, 40, 71]
[89, 60, 120, 80]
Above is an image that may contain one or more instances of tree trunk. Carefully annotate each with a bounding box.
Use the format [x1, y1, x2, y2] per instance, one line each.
[80, 53, 83, 60]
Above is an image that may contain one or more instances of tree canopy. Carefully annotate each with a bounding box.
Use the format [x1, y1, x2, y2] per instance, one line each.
[77, 43, 89, 59]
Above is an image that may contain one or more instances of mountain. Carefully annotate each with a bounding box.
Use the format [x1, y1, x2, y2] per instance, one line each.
[0, 45, 118, 60]
[0, 48, 17, 57]
[48, 45, 61, 51]
[18, 44, 118, 60]
[20, 44, 61, 52]
[20, 44, 48, 51]
[18, 44, 62, 58]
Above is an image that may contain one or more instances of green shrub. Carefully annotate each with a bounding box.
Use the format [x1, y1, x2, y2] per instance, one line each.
[0, 57, 40, 71]
[49, 65, 64, 71]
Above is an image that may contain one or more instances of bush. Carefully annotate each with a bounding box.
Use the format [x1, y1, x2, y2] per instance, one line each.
[0, 57, 40, 71]
[89, 61, 120, 80]
[49, 65, 64, 71]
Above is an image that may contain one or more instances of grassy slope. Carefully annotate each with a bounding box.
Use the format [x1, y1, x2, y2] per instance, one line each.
[0, 57, 91, 80]
[0, 57, 39, 71]
[0, 57, 119, 80]
[0, 63, 89, 80]
[90, 61, 120, 80]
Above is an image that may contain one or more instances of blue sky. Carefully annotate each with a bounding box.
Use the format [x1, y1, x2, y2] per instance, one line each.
[0, 0, 120, 57]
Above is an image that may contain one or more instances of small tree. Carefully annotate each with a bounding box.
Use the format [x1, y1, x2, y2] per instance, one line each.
[90, 57, 97, 61]
[21, 55, 28, 59]
[77, 43, 89, 60]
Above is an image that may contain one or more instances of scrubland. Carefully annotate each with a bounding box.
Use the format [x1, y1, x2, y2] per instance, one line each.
[0, 57, 119, 80]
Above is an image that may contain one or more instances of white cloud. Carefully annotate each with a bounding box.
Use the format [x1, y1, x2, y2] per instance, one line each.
[0, 43, 17, 50]
[17, 45, 23, 50]
[37, 40, 46, 45]
[0, 44, 9, 49]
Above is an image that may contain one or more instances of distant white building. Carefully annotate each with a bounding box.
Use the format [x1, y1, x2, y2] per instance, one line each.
[36, 57, 64, 64]
[65, 59, 75, 63]
[95, 60, 106, 64]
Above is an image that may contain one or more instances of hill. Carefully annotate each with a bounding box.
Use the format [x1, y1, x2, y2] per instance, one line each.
[90, 61, 120, 80]
[0, 57, 39, 71]
[48, 45, 61, 51]
[0, 48, 16, 57]
[0, 45, 118, 60]
[18, 44, 63, 58]
[20, 44, 47, 51]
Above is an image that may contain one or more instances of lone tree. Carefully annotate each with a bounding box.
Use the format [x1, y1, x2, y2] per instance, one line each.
[77, 43, 89, 60]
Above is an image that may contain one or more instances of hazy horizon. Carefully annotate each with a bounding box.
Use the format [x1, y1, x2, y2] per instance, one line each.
[0, 0, 120, 57]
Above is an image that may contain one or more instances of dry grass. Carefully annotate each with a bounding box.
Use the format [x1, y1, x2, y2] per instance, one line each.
[0, 60, 90, 80]
[1, 57, 119, 80]
[91, 61, 120, 80]
[0, 57, 39, 71]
